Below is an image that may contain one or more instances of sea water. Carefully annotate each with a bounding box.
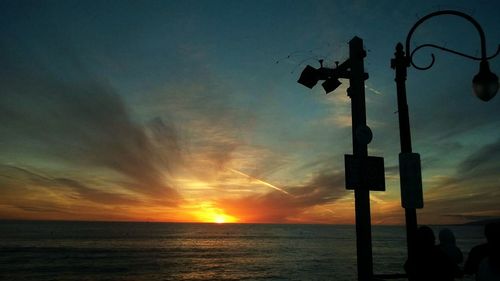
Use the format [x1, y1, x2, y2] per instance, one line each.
[0, 221, 485, 280]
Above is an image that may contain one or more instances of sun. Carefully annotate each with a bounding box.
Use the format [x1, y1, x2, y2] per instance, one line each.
[211, 213, 237, 224]
[214, 215, 226, 224]
[191, 203, 238, 223]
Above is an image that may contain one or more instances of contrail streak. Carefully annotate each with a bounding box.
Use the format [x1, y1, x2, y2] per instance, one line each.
[228, 168, 337, 216]
[365, 85, 383, 95]
[228, 168, 292, 196]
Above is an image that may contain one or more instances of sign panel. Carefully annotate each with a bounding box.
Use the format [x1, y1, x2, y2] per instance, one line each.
[345, 154, 385, 191]
[399, 152, 424, 209]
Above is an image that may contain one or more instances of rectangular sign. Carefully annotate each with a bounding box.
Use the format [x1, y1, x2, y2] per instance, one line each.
[345, 154, 385, 191]
[399, 152, 424, 209]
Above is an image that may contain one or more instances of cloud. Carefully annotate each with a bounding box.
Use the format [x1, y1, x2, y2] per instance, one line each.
[410, 90, 500, 144]
[0, 44, 181, 203]
[457, 138, 500, 179]
[218, 169, 347, 223]
[0, 164, 140, 207]
[418, 139, 500, 223]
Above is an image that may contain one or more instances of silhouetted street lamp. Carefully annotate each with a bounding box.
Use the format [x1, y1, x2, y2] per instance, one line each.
[299, 37, 385, 281]
[391, 10, 499, 267]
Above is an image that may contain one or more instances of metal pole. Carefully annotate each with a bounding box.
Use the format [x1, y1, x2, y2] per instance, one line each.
[349, 36, 373, 281]
[392, 43, 418, 278]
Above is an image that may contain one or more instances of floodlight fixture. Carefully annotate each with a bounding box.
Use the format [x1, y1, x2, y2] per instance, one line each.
[297, 65, 319, 89]
[322, 77, 342, 94]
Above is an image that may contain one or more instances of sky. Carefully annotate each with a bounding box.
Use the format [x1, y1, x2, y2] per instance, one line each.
[0, 0, 499, 224]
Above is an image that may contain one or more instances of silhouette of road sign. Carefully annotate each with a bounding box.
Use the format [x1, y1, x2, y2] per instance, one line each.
[345, 154, 385, 191]
[399, 152, 424, 208]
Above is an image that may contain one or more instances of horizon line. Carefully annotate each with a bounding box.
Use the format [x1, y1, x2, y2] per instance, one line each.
[2, 218, 496, 226]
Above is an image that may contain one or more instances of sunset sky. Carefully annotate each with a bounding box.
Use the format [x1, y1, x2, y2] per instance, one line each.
[0, 0, 499, 224]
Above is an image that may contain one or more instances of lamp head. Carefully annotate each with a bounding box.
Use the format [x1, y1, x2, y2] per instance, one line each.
[322, 77, 342, 94]
[298, 65, 319, 89]
[473, 60, 498, 101]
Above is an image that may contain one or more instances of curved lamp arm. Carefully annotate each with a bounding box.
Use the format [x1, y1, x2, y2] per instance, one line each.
[405, 10, 500, 70]
[409, 43, 500, 70]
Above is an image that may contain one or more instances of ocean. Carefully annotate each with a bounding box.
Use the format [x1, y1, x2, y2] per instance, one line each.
[0, 221, 485, 281]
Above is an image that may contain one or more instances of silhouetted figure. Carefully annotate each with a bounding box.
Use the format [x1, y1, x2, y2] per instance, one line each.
[476, 242, 500, 281]
[464, 222, 500, 280]
[439, 228, 464, 264]
[404, 226, 458, 281]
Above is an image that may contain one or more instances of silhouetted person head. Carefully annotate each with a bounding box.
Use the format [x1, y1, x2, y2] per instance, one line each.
[476, 222, 500, 280]
[464, 222, 500, 276]
[406, 225, 458, 281]
[439, 228, 463, 265]
[485, 222, 500, 244]
[487, 222, 500, 262]
[439, 228, 456, 246]
[416, 225, 435, 248]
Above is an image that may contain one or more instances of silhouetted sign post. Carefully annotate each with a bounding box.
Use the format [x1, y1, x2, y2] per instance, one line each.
[298, 36, 385, 281]
[391, 10, 499, 272]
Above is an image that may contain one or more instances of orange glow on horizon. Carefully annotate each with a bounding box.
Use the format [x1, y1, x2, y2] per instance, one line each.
[211, 213, 237, 224]
[188, 202, 239, 223]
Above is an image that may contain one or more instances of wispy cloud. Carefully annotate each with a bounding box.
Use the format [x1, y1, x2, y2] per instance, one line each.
[0, 164, 139, 206]
[218, 169, 347, 223]
[418, 139, 500, 223]
[0, 45, 181, 204]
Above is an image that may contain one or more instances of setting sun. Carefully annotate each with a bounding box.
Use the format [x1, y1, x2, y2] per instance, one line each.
[214, 215, 226, 224]
[190, 203, 239, 223]
[212, 213, 237, 224]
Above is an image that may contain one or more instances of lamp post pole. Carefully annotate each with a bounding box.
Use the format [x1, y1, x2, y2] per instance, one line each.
[392, 41, 420, 271]
[391, 10, 499, 273]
